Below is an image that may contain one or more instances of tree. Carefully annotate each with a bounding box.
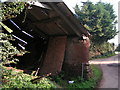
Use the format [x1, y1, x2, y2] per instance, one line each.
[74, 1, 117, 44]
[115, 44, 120, 51]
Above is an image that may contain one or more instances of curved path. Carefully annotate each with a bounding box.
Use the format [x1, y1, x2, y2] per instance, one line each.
[89, 54, 120, 89]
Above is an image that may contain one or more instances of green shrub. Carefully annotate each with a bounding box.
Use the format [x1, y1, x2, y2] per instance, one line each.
[0, 32, 55, 89]
[89, 42, 115, 58]
[49, 65, 102, 89]
[90, 51, 116, 60]
[0, 33, 27, 65]
[115, 44, 120, 51]
[0, 29, 55, 89]
[1, 2, 26, 21]
[0, 2, 55, 89]
[1, 66, 56, 89]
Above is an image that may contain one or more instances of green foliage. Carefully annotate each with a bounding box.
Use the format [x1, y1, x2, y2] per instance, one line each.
[0, 22, 13, 33]
[1, 66, 56, 89]
[90, 42, 114, 54]
[0, 2, 56, 89]
[0, 33, 28, 89]
[1, 2, 54, 89]
[90, 51, 116, 60]
[0, 33, 27, 65]
[49, 65, 102, 88]
[115, 44, 120, 51]
[0, 1, 30, 65]
[89, 42, 115, 58]
[0, 2, 27, 21]
[0, 2, 27, 64]
[74, 1, 117, 44]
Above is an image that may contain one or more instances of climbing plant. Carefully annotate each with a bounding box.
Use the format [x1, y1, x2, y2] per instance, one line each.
[0, 33, 27, 66]
[0, 2, 27, 21]
[0, 1, 30, 89]
[0, 2, 28, 65]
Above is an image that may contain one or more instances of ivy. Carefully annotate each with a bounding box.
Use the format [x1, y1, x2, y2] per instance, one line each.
[0, 33, 26, 65]
[0, 2, 27, 21]
[1, 66, 56, 88]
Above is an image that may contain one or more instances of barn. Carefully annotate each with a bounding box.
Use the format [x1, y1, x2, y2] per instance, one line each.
[3, 1, 91, 76]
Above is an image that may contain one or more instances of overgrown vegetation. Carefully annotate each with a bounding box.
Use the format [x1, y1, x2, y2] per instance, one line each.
[0, 2, 27, 21]
[74, 1, 117, 60]
[90, 51, 116, 60]
[0, 27, 55, 89]
[0, 1, 28, 66]
[0, 33, 26, 65]
[74, 1, 117, 44]
[0, 1, 117, 89]
[115, 44, 120, 51]
[0, 2, 56, 89]
[89, 42, 115, 59]
[1, 66, 56, 89]
[49, 65, 102, 89]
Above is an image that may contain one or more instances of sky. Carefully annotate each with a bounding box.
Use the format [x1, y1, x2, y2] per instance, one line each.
[63, 0, 119, 46]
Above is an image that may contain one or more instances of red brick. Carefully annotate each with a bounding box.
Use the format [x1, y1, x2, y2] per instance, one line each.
[39, 36, 67, 75]
[63, 37, 90, 75]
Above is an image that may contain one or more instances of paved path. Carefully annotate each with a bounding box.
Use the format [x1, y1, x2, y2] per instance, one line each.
[89, 54, 120, 89]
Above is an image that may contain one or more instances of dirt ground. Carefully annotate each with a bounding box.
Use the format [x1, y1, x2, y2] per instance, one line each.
[89, 54, 120, 89]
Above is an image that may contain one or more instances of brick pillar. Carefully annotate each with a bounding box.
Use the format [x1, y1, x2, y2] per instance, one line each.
[39, 36, 67, 76]
[63, 37, 90, 76]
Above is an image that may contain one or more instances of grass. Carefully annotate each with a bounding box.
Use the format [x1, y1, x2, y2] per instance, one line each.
[49, 65, 102, 89]
[1, 65, 102, 89]
[90, 51, 116, 60]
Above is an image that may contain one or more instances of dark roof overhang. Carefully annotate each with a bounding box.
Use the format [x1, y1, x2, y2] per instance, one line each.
[25, 2, 91, 38]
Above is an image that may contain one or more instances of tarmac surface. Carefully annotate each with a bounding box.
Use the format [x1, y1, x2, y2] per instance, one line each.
[89, 54, 120, 89]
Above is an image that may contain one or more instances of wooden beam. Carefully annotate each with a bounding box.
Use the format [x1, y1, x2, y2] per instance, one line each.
[57, 3, 90, 37]
[33, 25, 48, 39]
[33, 2, 51, 10]
[55, 21, 69, 35]
[33, 16, 60, 24]
[48, 2, 82, 38]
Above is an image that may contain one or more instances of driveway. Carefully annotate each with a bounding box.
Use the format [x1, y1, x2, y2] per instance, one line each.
[89, 54, 120, 89]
